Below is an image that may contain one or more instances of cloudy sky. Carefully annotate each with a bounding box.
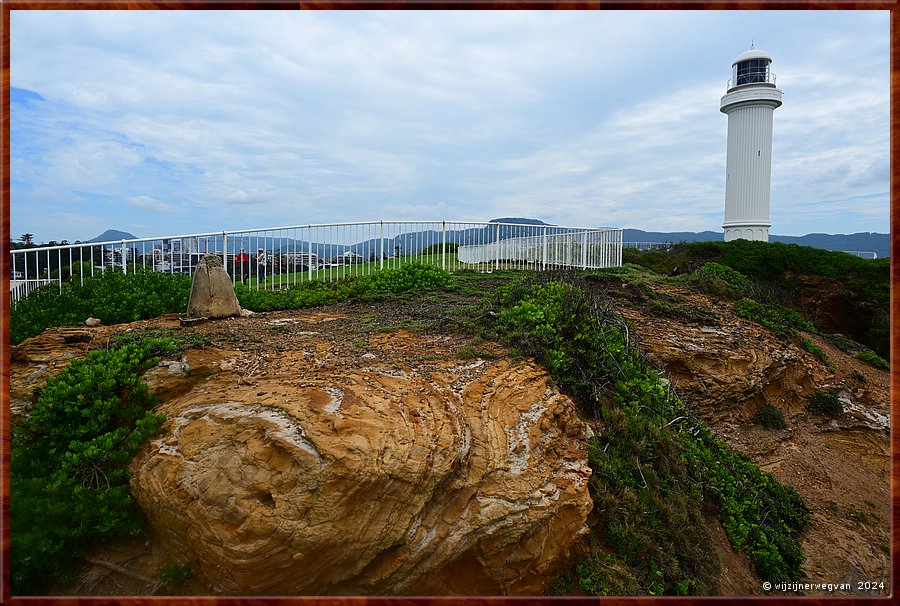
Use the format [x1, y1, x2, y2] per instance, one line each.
[9, 9, 890, 243]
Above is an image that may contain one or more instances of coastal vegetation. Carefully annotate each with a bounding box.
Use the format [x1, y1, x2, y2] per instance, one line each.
[10, 239, 886, 595]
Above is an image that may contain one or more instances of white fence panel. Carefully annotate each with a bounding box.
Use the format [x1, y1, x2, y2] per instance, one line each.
[10, 220, 624, 305]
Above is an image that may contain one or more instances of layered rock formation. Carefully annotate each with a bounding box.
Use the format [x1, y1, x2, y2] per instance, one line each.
[613, 284, 833, 422]
[129, 326, 593, 595]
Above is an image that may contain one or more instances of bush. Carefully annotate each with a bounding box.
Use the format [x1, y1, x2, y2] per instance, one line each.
[734, 298, 815, 337]
[11, 268, 192, 344]
[802, 339, 833, 368]
[159, 563, 192, 593]
[11, 338, 175, 594]
[680, 261, 751, 299]
[236, 263, 454, 311]
[486, 276, 809, 592]
[809, 390, 842, 417]
[855, 349, 889, 370]
[753, 404, 788, 429]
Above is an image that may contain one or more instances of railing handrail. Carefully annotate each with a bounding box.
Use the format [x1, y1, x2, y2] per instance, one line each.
[9, 219, 625, 305]
[727, 71, 777, 89]
[10, 220, 624, 255]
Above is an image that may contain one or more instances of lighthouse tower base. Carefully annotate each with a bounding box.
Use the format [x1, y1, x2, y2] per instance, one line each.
[723, 224, 769, 242]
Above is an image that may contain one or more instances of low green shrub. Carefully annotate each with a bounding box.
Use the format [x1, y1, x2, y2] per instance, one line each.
[11, 268, 192, 344]
[809, 390, 842, 417]
[236, 263, 454, 311]
[733, 298, 815, 337]
[648, 298, 718, 324]
[158, 563, 193, 593]
[753, 403, 788, 430]
[856, 349, 889, 370]
[486, 276, 809, 593]
[802, 339, 833, 368]
[13, 264, 453, 341]
[680, 261, 751, 299]
[235, 279, 353, 311]
[547, 547, 638, 596]
[11, 338, 175, 594]
[356, 262, 454, 296]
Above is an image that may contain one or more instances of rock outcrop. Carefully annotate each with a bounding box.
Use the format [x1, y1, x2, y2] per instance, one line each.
[614, 284, 833, 422]
[129, 327, 593, 595]
[186, 254, 242, 319]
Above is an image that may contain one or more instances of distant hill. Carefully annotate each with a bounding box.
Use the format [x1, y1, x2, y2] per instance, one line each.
[489, 217, 550, 226]
[623, 229, 890, 259]
[89, 229, 138, 243]
[86, 224, 890, 259]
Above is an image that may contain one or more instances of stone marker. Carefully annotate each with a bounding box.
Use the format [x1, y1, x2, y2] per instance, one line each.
[186, 253, 242, 319]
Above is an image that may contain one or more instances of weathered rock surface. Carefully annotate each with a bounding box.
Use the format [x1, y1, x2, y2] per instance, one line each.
[612, 282, 890, 595]
[615, 284, 833, 422]
[128, 327, 592, 595]
[186, 253, 242, 319]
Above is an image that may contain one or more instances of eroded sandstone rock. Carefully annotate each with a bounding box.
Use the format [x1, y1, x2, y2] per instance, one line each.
[186, 253, 242, 319]
[615, 284, 834, 422]
[129, 343, 592, 595]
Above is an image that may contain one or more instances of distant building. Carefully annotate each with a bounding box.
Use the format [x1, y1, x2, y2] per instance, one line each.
[284, 252, 320, 268]
[340, 251, 364, 264]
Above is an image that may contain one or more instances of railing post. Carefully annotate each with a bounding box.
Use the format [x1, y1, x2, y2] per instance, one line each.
[581, 231, 588, 269]
[616, 230, 622, 267]
[442, 220, 447, 272]
[121, 240, 127, 274]
[222, 231, 229, 283]
[542, 226, 547, 271]
[308, 225, 313, 282]
[380, 221, 384, 271]
[494, 222, 500, 271]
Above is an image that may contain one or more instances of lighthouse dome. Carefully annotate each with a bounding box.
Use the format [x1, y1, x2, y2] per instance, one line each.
[732, 47, 773, 66]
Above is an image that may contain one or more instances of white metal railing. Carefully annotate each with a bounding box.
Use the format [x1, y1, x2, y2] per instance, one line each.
[727, 71, 777, 89]
[9, 220, 624, 305]
[622, 241, 674, 251]
[458, 227, 622, 270]
[841, 251, 878, 259]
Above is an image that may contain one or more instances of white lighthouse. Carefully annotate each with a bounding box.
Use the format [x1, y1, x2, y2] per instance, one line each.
[720, 45, 783, 242]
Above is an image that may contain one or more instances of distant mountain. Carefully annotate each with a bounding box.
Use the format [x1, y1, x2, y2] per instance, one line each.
[489, 217, 550, 226]
[623, 229, 890, 259]
[89, 229, 138, 243]
[86, 223, 890, 259]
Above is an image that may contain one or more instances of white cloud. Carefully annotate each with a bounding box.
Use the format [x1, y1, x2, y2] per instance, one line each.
[9, 10, 890, 243]
[124, 195, 171, 213]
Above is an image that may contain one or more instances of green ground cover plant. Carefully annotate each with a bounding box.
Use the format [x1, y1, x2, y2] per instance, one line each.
[485, 275, 809, 594]
[627, 241, 889, 358]
[11, 264, 453, 343]
[855, 349, 889, 370]
[10, 337, 177, 594]
[801, 339, 833, 368]
[678, 261, 752, 299]
[10, 268, 192, 344]
[158, 563, 193, 593]
[809, 390, 843, 417]
[753, 403, 788, 430]
[236, 263, 454, 311]
[733, 298, 815, 337]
